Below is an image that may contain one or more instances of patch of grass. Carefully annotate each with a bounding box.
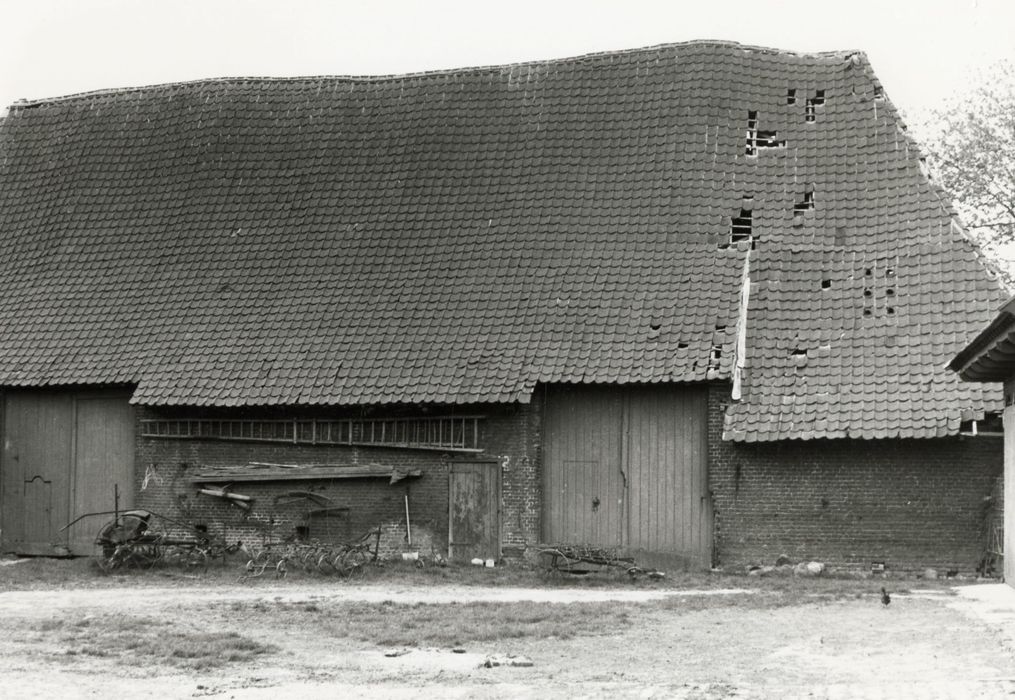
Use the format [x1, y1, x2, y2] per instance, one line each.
[235, 599, 634, 647]
[34, 614, 276, 670]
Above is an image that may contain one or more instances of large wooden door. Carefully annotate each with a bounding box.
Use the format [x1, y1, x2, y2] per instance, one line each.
[625, 387, 709, 562]
[543, 387, 625, 547]
[68, 396, 136, 552]
[448, 460, 501, 562]
[542, 385, 711, 567]
[1, 390, 134, 555]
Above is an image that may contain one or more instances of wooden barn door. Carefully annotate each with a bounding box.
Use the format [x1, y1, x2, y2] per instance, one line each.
[68, 395, 136, 552]
[448, 460, 501, 562]
[542, 385, 711, 567]
[625, 387, 710, 567]
[1, 390, 134, 555]
[542, 387, 625, 547]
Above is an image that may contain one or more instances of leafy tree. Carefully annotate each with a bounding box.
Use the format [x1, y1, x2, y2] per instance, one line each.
[921, 61, 1015, 287]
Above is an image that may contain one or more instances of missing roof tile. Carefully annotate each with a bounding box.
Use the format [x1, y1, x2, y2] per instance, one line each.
[787, 89, 796, 105]
[873, 85, 884, 101]
[793, 188, 816, 221]
[745, 111, 758, 156]
[821, 279, 832, 290]
[756, 130, 785, 148]
[745, 111, 785, 155]
[730, 208, 753, 245]
[805, 89, 826, 123]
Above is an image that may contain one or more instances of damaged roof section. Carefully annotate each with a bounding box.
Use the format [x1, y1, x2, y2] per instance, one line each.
[0, 40, 1003, 440]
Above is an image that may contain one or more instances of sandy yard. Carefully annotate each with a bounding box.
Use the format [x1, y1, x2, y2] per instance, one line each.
[1, 560, 1014, 699]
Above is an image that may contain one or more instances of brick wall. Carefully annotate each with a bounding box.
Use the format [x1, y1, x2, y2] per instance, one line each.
[708, 385, 1003, 574]
[128, 385, 998, 572]
[134, 402, 541, 558]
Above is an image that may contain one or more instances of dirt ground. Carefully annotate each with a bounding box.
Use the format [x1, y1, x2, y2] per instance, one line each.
[2, 561, 1015, 699]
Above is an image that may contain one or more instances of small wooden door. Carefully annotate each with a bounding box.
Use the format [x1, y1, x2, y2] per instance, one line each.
[448, 460, 501, 562]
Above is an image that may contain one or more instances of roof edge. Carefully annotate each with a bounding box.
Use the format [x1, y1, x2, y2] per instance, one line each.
[949, 296, 1015, 379]
[8, 40, 866, 109]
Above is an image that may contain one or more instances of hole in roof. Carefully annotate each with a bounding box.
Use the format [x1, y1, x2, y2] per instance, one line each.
[791, 348, 807, 357]
[805, 90, 826, 123]
[887, 307, 895, 315]
[756, 130, 785, 148]
[677, 341, 689, 349]
[730, 209, 753, 244]
[873, 85, 884, 100]
[821, 279, 832, 290]
[793, 188, 816, 218]
[745, 111, 758, 156]
[745, 113, 786, 155]
[787, 89, 796, 105]
[715, 324, 727, 332]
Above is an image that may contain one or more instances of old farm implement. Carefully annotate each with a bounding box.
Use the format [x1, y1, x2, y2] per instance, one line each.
[238, 527, 381, 580]
[538, 544, 666, 579]
[62, 508, 239, 572]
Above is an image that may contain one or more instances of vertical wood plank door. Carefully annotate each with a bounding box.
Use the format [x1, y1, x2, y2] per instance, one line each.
[625, 386, 710, 567]
[542, 386, 624, 547]
[542, 385, 711, 567]
[1, 392, 74, 554]
[448, 461, 501, 562]
[69, 396, 135, 554]
[1, 390, 133, 556]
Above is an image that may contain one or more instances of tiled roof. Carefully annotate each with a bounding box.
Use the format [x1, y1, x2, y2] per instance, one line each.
[0, 41, 1003, 439]
[949, 296, 1015, 383]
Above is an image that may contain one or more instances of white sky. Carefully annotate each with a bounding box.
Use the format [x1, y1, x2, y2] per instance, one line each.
[2, 0, 1013, 130]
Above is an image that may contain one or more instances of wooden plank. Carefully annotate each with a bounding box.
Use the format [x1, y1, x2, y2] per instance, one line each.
[191, 466, 422, 482]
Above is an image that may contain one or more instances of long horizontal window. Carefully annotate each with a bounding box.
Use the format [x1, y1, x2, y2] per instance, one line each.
[140, 416, 483, 452]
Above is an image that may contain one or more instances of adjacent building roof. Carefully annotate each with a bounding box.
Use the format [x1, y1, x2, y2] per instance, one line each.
[0, 41, 1003, 439]
[949, 297, 1015, 383]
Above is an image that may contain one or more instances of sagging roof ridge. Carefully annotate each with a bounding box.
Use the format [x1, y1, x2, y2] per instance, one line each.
[8, 40, 866, 109]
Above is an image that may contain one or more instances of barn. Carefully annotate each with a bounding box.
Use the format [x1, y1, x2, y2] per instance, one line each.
[0, 41, 1004, 572]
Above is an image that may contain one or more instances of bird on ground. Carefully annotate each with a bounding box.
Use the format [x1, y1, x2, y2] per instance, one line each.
[880, 587, 891, 606]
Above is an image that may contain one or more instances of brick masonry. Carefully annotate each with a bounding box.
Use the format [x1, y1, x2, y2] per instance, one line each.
[708, 384, 1003, 574]
[129, 384, 998, 572]
[134, 402, 542, 558]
